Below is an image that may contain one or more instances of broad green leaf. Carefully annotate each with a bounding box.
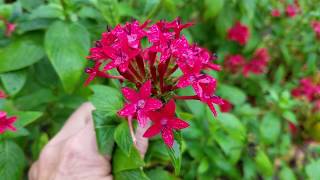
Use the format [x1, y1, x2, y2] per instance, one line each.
[280, 165, 296, 180]
[217, 84, 247, 105]
[17, 19, 53, 34]
[89, 85, 123, 116]
[113, 146, 144, 173]
[143, 0, 161, 19]
[146, 168, 173, 180]
[204, 0, 224, 20]
[20, 0, 44, 11]
[254, 150, 273, 176]
[0, 69, 27, 96]
[45, 21, 90, 93]
[260, 113, 281, 144]
[1, 127, 29, 138]
[0, 140, 25, 180]
[167, 140, 182, 175]
[306, 159, 320, 180]
[15, 111, 43, 127]
[216, 113, 246, 141]
[115, 169, 149, 180]
[29, 4, 65, 20]
[92, 110, 116, 155]
[114, 121, 133, 155]
[97, 0, 119, 26]
[198, 158, 209, 174]
[31, 133, 49, 159]
[0, 34, 45, 73]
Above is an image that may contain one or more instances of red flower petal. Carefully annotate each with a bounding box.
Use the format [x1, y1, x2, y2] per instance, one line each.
[122, 87, 139, 102]
[163, 99, 176, 117]
[169, 118, 189, 130]
[143, 124, 162, 138]
[140, 80, 152, 98]
[144, 98, 163, 111]
[177, 75, 192, 88]
[118, 103, 136, 117]
[161, 127, 174, 148]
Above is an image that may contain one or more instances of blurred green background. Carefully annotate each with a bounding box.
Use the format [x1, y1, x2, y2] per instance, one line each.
[1, 0, 320, 179]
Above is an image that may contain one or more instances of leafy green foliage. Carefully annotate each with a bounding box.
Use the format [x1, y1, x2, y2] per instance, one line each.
[92, 110, 116, 156]
[0, 35, 44, 73]
[45, 21, 90, 93]
[114, 121, 133, 155]
[0, 141, 25, 180]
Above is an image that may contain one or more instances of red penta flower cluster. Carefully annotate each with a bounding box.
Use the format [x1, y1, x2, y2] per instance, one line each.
[85, 18, 223, 147]
[0, 111, 17, 134]
[224, 48, 270, 77]
[0, 16, 16, 37]
[0, 90, 17, 134]
[0, 90, 6, 98]
[270, 0, 300, 18]
[292, 77, 320, 112]
[271, 9, 281, 17]
[311, 21, 320, 39]
[227, 21, 250, 46]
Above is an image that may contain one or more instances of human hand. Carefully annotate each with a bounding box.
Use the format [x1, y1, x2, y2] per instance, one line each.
[28, 103, 148, 180]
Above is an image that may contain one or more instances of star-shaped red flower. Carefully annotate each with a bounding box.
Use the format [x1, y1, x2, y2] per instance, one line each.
[0, 90, 6, 98]
[227, 21, 250, 46]
[118, 80, 162, 127]
[0, 111, 17, 134]
[143, 100, 189, 147]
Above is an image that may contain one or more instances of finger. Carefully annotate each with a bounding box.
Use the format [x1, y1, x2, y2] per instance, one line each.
[135, 124, 149, 158]
[28, 161, 39, 180]
[57, 120, 112, 176]
[48, 102, 95, 145]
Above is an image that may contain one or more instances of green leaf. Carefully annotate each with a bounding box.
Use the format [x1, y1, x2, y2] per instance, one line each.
[306, 159, 320, 180]
[31, 133, 49, 160]
[280, 165, 296, 180]
[45, 21, 90, 93]
[0, 140, 25, 180]
[20, 0, 44, 11]
[29, 4, 65, 20]
[204, 0, 224, 20]
[115, 169, 149, 180]
[254, 150, 273, 176]
[92, 110, 116, 156]
[97, 0, 119, 26]
[216, 113, 246, 141]
[113, 146, 144, 173]
[217, 84, 247, 105]
[198, 158, 209, 174]
[15, 111, 43, 127]
[114, 121, 133, 155]
[0, 69, 27, 96]
[146, 168, 173, 180]
[260, 113, 281, 144]
[89, 85, 123, 116]
[0, 35, 45, 73]
[167, 140, 182, 175]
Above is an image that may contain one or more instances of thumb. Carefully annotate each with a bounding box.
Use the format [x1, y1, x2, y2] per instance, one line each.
[134, 124, 149, 158]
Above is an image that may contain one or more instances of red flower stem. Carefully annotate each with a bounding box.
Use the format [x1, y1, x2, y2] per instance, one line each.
[127, 116, 137, 145]
[135, 55, 146, 78]
[118, 68, 137, 83]
[129, 63, 143, 82]
[173, 95, 199, 100]
[150, 65, 157, 84]
[97, 71, 125, 80]
[165, 64, 178, 78]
